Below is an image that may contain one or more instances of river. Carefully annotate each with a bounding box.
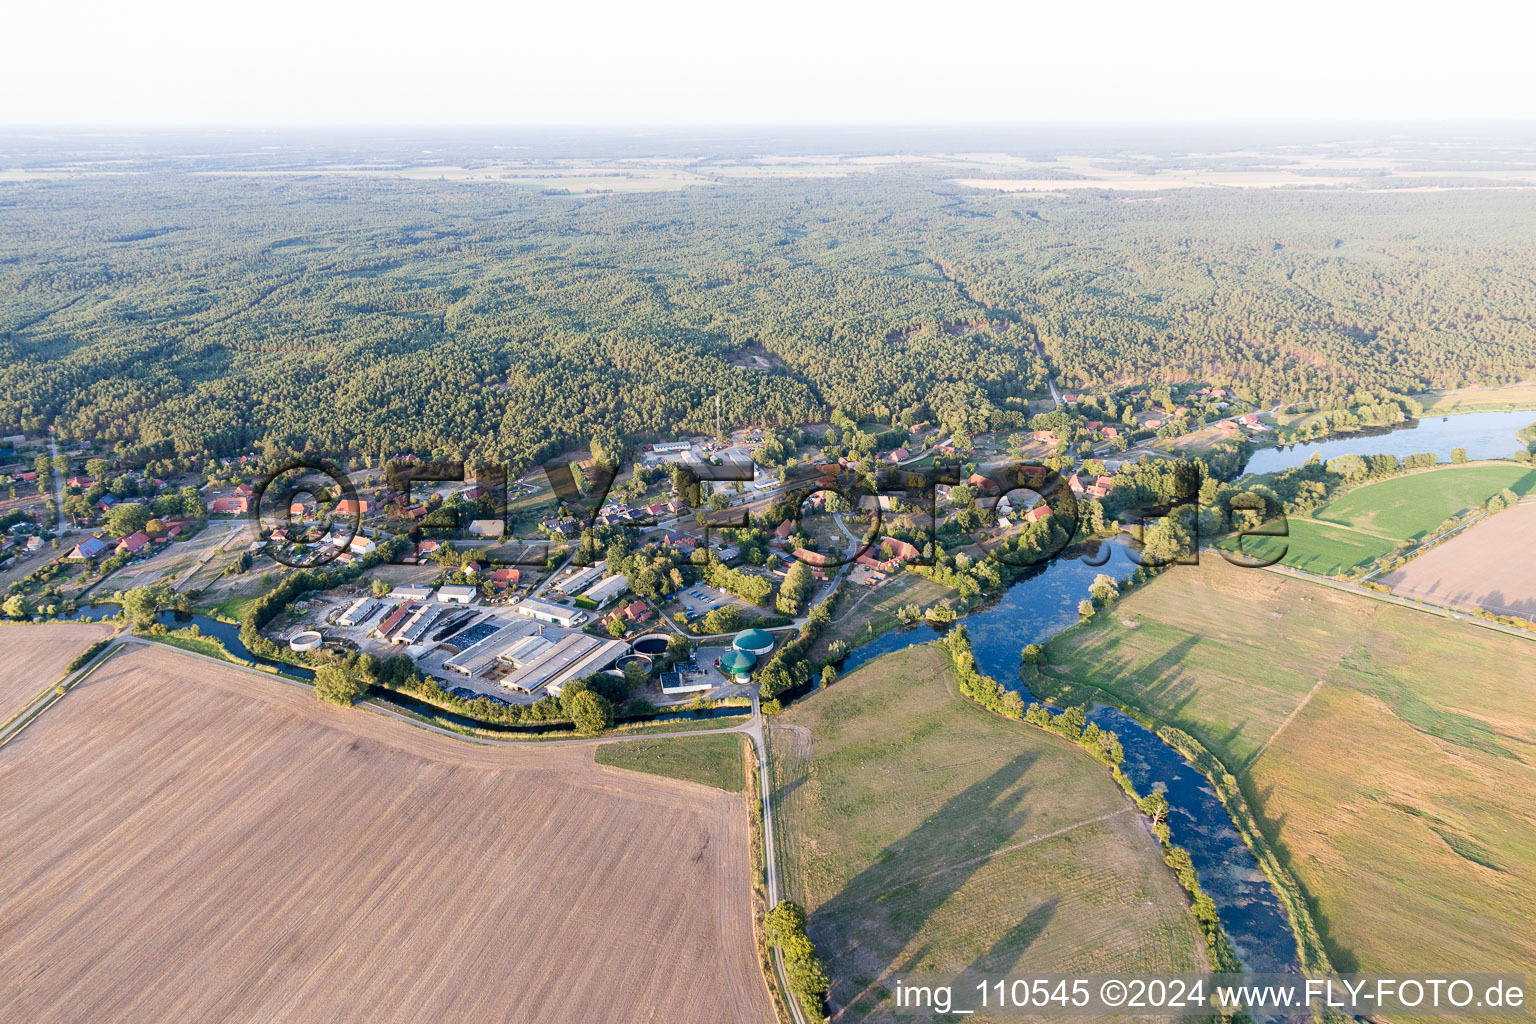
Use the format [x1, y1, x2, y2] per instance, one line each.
[838, 537, 1301, 977]
[1243, 409, 1535, 476]
[63, 605, 317, 680]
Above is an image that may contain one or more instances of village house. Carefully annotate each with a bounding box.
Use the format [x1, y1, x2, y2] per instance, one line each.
[116, 531, 151, 556]
[965, 473, 999, 496]
[70, 536, 113, 560]
[209, 495, 249, 515]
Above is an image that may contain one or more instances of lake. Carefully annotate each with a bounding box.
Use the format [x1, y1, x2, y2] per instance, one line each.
[1243, 409, 1536, 476]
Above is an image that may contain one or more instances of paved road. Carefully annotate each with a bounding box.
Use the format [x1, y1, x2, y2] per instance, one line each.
[46, 428, 67, 537]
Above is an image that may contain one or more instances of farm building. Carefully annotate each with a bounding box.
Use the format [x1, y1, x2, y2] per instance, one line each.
[442, 621, 538, 676]
[437, 585, 478, 605]
[338, 597, 379, 627]
[516, 598, 584, 627]
[498, 634, 626, 695]
[552, 560, 606, 595]
[582, 574, 628, 608]
[393, 585, 434, 601]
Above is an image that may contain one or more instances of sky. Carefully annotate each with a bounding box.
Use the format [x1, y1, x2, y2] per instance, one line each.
[4, 0, 1534, 125]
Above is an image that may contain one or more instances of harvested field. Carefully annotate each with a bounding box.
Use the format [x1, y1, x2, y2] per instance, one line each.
[0, 644, 770, 1024]
[770, 644, 1205, 1024]
[1044, 557, 1536, 996]
[0, 622, 115, 716]
[1381, 502, 1536, 618]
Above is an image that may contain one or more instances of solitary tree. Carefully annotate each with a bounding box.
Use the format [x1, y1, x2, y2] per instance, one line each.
[314, 665, 367, 707]
[567, 690, 613, 735]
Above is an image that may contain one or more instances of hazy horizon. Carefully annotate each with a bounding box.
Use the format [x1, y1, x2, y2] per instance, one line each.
[7, 0, 1535, 126]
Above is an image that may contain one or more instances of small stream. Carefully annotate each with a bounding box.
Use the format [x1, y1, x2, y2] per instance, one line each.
[838, 537, 1301, 976]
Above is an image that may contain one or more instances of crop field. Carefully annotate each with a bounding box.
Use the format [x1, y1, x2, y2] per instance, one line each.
[0, 645, 771, 1024]
[595, 733, 749, 792]
[1381, 501, 1536, 619]
[769, 644, 1206, 1023]
[1229, 464, 1536, 576]
[0, 622, 114, 716]
[1043, 558, 1536, 988]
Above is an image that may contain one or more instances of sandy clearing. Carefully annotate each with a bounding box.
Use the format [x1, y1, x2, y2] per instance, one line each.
[0, 645, 771, 1024]
[1381, 502, 1536, 619]
[0, 622, 116, 717]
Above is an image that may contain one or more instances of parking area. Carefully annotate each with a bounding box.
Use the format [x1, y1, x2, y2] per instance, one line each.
[674, 584, 750, 618]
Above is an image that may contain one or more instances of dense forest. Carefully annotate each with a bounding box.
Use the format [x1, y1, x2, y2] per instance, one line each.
[5, 155, 1536, 470]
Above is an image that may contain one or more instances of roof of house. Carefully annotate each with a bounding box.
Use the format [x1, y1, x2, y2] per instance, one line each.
[72, 536, 112, 558]
[117, 531, 150, 552]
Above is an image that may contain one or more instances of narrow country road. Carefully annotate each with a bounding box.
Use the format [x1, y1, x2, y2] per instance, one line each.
[743, 695, 809, 1024]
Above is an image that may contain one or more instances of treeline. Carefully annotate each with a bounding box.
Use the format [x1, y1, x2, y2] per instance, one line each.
[764, 901, 830, 1023]
[757, 587, 840, 707]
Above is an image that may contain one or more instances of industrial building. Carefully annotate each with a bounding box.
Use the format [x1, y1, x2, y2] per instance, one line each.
[582, 574, 628, 607]
[498, 633, 625, 695]
[516, 598, 585, 627]
[437, 584, 478, 605]
[442, 621, 538, 677]
[551, 560, 606, 595]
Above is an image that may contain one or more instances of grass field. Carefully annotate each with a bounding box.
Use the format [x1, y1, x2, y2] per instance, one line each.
[1042, 557, 1536, 994]
[1229, 463, 1536, 576]
[1419, 382, 1536, 415]
[769, 644, 1205, 1023]
[595, 733, 749, 792]
[1315, 464, 1536, 538]
[0, 645, 771, 1024]
[809, 573, 956, 659]
[0, 622, 115, 717]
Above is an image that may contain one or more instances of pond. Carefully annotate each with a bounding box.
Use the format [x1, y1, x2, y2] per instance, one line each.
[836, 537, 1301, 977]
[1242, 409, 1535, 476]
